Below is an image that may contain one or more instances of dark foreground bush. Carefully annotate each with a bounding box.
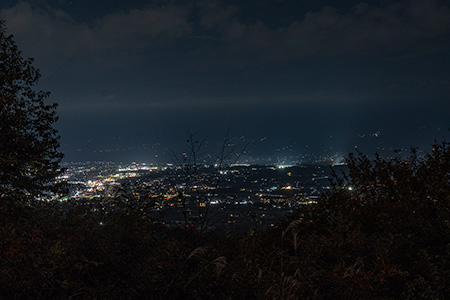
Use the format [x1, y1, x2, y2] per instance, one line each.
[248, 141, 450, 299]
[1, 142, 449, 299]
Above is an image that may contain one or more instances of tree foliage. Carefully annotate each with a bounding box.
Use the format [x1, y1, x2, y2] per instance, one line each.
[0, 21, 64, 200]
[265, 141, 450, 299]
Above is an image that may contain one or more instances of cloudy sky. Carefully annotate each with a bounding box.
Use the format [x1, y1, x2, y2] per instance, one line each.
[1, 0, 450, 162]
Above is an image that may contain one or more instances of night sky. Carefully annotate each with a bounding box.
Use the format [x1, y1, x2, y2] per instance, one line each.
[1, 0, 449, 162]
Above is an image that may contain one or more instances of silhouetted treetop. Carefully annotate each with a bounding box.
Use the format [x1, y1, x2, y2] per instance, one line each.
[0, 20, 64, 200]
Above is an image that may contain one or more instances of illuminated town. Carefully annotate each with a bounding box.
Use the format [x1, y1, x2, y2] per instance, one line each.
[59, 159, 347, 231]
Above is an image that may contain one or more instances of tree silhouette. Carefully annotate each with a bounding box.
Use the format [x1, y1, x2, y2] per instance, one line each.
[271, 141, 450, 299]
[0, 21, 64, 200]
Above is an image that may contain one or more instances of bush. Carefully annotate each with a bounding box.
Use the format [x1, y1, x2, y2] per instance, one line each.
[1, 141, 448, 299]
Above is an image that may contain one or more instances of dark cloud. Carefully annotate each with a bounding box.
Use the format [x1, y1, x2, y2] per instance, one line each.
[0, 2, 193, 60]
[3, 1, 450, 66]
[208, 0, 450, 61]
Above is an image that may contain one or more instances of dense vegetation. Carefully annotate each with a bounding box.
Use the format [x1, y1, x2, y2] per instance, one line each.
[0, 21, 64, 201]
[1, 141, 449, 299]
[1, 20, 450, 299]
